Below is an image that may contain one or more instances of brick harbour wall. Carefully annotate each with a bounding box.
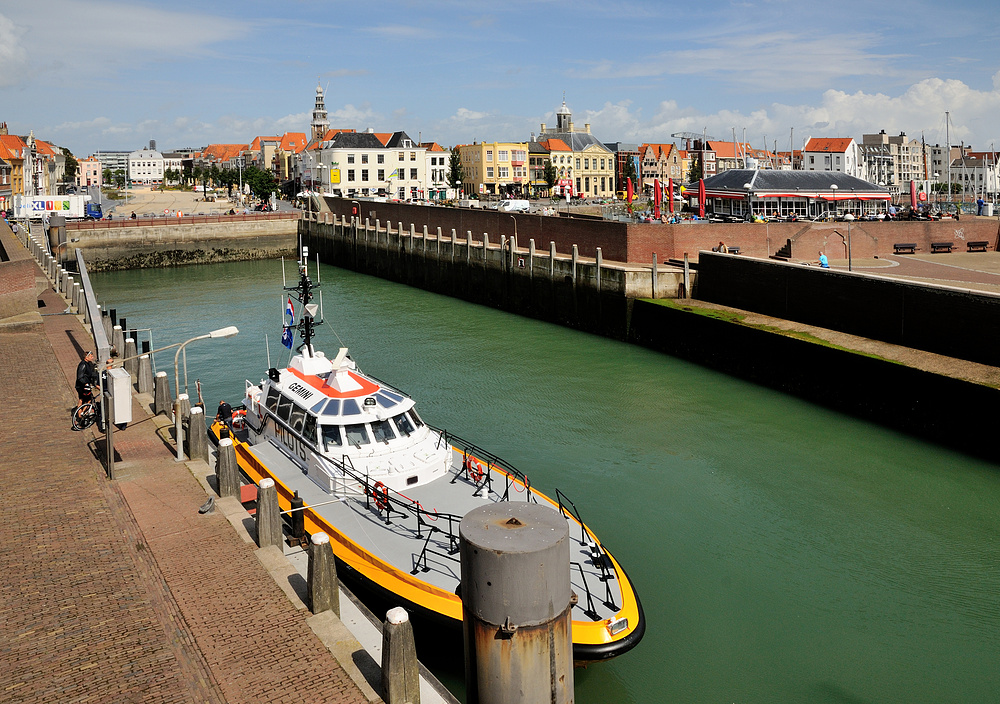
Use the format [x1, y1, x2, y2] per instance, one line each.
[0, 221, 39, 320]
[695, 251, 1000, 367]
[62, 212, 298, 271]
[625, 219, 1000, 263]
[322, 197, 630, 262]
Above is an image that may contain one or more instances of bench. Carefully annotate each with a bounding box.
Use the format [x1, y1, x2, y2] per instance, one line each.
[930, 242, 953, 254]
[967, 241, 990, 252]
[728, 246, 741, 255]
[893, 243, 917, 254]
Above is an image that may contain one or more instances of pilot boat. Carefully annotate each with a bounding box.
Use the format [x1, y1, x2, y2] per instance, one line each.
[211, 249, 645, 662]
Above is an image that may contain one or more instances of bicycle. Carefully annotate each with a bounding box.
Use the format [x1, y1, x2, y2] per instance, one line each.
[73, 390, 102, 431]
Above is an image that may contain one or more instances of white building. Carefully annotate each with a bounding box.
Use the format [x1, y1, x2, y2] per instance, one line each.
[311, 129, 428, 200]
[128, 148, 164, 185]
[802, 138, 863, 177]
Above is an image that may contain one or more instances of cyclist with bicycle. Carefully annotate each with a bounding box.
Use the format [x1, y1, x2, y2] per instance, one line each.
[76, 351, 99, 409]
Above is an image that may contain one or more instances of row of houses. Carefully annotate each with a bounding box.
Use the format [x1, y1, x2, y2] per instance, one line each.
[0, 124, 65, 212]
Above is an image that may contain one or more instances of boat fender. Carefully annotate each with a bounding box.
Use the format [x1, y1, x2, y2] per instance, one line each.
[231, 409, 247, 430]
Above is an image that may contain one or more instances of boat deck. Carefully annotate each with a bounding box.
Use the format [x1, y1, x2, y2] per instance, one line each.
[244, 438, 626, 625]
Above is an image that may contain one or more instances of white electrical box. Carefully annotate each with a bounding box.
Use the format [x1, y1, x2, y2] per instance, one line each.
[106, 367, 133, 425]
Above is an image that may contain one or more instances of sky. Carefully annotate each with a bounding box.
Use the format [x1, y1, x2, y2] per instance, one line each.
[3, 0, 1000, 158]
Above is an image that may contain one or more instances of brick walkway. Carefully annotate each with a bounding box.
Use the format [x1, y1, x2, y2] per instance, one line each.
[0, 278, 370, 701]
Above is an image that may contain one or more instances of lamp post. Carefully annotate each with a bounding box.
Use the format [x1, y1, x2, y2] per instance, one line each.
[173, 326, 239, 462]
[830, 184, 838, 221]
[743, 182, 752, 220]
[316, 163, 327, 196]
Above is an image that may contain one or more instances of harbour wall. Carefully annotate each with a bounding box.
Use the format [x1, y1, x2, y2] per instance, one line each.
[299, 213, 691, 340]
[627, 298, 1000, 463]
[0, 221, 38, 322]
[695, 251, 1000, 366]
[321, 196, 1000, 263]
[62, 212, 299, 271]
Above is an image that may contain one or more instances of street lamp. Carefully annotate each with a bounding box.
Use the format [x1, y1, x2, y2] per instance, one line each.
[743, 182, 752, 220]
[174, 326, 239, 462]
[316, 163, 327, 196]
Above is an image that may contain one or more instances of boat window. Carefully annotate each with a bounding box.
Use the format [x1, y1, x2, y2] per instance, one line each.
[345, 423, 370, 446]
[321, 425, 342, 450]
[409, 409, 424, 428]
[381, 389, 404, 403]
[289, 404, 306, 433]
[310, 398, 327, 414]
[375, 392, 398, 409]
[265, 386, 281, 412]
[392, 412, 415, 437]
[371, 419, 396, 443]
[342, 399, 361, 416]
[276, 394, 294, 422]
[323, 399, 341, 416]
[303, 414, 317, 445]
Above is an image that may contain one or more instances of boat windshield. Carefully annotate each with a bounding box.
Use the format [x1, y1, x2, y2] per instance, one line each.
[392, 412, 415, 437]
[371, 419, 395, 443]
[321, 425, 342, 450]
[345, 423, 370, 447]
[342, 399, 361, 416]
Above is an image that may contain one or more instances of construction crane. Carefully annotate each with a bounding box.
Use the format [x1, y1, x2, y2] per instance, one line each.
[672, 131, 715, 149]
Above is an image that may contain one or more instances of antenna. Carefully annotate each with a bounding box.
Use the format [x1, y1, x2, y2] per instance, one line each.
[316, 251, 321, 283]
[281, 256, 286, 287]
[265, 333, 271, 370]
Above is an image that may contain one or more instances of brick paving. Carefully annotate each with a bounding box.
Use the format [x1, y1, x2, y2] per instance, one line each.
[0, 270, 370, 701]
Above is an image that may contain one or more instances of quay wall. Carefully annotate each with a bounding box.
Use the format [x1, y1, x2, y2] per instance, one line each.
[62, 212, 298, 271]
[627, 299, 1000, 463]
[320, 196, 999, 263]
[695, 251, 1000, 367]
[300, 214, 690, 340]
[0, 221, 39, 321]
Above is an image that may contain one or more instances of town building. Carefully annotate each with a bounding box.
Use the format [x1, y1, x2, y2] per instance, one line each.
[456, 141, 529, 198]
[311, 82, 330, 143]
[421, 142, 451, 199]
[537, 100, 615, 198]
[697, 169, 890, 220]
[948, 152, 1000, 201]
[802, 138, 863, 177]
[859, 131, 930, 198]
[93, 150, 131, 180]
[128, 147, 164, 185]
[272, 132, 308, 186]
[76, 156, 102, 188]
[603, 142, 640, 195]
[638, 143, 682, 192]
[0, 156, 11, 211]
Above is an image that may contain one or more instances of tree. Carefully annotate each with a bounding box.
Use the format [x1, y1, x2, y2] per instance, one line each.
[244, 165, 277, 201]
[102, 168, 112, 186]
[543, 161, 557, 194]
[623, 156, 638, 186]
[448, 151, 464, 190]
[687, 154, 702, 182]
[61, 147, 79, 183]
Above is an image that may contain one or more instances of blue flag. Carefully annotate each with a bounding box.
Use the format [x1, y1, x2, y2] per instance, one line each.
[281, 325, 293, 349]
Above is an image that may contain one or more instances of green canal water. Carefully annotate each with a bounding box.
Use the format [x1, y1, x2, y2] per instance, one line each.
[93, 260, 1000, 704]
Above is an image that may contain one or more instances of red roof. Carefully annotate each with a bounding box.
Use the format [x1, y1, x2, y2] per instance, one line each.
[639, 143, 674, 160]
[200, 144, 248, 162]
[278, 132, 308, 153]
[540, 138, 571, 152]
[804, 137, 854, 153]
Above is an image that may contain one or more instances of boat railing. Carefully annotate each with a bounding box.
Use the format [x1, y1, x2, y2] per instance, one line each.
[555, 488, 617, 595]
[410, 511, 463, 575]
[432, 425, 538, 503]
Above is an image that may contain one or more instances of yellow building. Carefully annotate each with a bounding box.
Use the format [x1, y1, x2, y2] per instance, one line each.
[538, 99, 615, 199]
[456, 141, 529, 197]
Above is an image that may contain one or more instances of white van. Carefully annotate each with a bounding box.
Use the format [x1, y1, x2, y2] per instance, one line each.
[498, 199, 530, 213]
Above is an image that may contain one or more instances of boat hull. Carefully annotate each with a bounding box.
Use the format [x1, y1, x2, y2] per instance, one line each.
[210, 421, 645, 662]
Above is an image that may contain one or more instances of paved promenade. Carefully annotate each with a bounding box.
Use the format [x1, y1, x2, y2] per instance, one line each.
[0, 270, 373, 700]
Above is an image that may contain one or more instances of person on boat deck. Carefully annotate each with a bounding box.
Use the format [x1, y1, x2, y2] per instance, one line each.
[216, 399, 233, 426]
[817, 251, 830, 269]
[75, 351, 99, 409]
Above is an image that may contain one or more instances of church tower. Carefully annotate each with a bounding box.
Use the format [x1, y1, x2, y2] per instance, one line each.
[310, 80, 329, 143]
[556, 97, 572, 132]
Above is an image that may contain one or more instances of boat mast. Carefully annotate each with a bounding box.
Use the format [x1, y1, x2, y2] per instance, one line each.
[286, 246, 322, 357]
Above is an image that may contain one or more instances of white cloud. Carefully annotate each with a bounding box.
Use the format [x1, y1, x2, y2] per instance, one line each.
[452, 108, 488, 122]
[0, 13, 29, 87]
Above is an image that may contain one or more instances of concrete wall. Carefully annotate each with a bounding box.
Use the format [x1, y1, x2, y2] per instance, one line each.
[627, 299, 1000, 463]
[63, 213, 299, 271]
[0, 221, 39, 321]
[695, 251, 1000, 367]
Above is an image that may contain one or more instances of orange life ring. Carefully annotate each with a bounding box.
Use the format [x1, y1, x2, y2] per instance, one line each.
[465, 456, 485, 482]
[230, 409, 246, 430]
[372, 481, 390, 512]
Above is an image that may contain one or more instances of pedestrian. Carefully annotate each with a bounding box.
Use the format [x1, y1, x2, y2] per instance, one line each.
[717, 241, 729, 253]
[977, 197, 985, 216]
[216, 399, 233, 426]
[817, 251, 830, 269]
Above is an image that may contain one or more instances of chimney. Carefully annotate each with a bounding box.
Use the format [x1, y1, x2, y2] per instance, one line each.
[585, 123, 591, 134]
